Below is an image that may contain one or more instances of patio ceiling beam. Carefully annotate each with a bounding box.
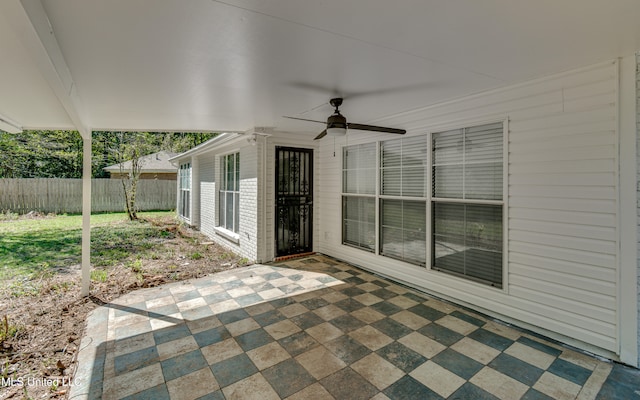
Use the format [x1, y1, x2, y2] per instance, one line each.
[2, 0, 90, 138]
[2, 0, 93, 296]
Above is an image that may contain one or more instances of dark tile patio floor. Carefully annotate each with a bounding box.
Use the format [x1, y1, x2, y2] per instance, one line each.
[70, 255, 640, 399]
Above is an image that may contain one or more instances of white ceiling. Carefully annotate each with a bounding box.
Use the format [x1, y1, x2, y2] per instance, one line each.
[1, 0, 639, 137]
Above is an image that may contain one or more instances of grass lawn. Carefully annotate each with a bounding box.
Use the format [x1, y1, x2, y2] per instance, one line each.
[0, 211, 245, 399]
[0, 211, 174, 282]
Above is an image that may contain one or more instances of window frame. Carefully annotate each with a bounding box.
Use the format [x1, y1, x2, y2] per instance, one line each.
[341, 142, 378, 252]
[178, 162, 191, 221]
[218, 152, 240, 234]
[338, 119, 508, 290]
[430, 120, 507, 288]
[378, 135, 429, 266]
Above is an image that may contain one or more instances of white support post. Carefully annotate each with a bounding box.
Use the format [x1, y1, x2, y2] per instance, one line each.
[4, 0, 93, 295]
[81, 135, 92, 297]
[618, 55, 639, 366]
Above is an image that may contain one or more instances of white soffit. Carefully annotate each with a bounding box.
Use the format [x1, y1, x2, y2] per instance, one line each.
[225, 0, 640, 81]
[0, 2, 73, 130]
[1, 0, 639, 133]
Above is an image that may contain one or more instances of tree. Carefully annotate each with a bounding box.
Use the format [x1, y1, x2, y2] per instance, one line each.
[0, 130, 216, 180]
[156, 131, 217, 153]
[0, 130, 83, 178]
[111, 132, 155, 221]
[103, 131, 217, 220]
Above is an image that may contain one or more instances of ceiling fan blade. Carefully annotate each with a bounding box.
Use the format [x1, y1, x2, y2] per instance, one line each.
[287, 82, 438, 100]
[347, 123, 406, 135]
[288, 82, 342, 97]
[314, 130, 328, 140]
[282, 116, 326, 124]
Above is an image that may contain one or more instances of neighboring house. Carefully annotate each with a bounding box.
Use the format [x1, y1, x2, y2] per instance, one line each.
[172, 57, 639, 366]
[104, 151, 178, 180]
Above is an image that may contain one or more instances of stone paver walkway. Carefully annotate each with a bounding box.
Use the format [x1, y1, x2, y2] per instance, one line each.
[70, 255, 639, 399]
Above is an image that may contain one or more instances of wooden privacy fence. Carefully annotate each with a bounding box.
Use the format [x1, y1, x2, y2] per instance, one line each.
[0, 178, 176, 214]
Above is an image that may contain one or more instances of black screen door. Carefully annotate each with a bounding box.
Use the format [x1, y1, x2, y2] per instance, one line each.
[275, 147, 313, 256]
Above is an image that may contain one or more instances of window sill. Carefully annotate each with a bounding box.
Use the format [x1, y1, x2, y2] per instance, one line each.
[214, 227, 240, 244]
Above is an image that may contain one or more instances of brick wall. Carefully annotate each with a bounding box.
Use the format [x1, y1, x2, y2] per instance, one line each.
[198, 155, 216, 238]
[193, 143, 259, 262]
[237, 144, 258, 261]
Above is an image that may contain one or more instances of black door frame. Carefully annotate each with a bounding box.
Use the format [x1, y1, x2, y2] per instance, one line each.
[275, 146, 313, 257]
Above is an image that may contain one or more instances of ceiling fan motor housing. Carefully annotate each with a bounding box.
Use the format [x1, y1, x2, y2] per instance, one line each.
[327, 112, 347, 130]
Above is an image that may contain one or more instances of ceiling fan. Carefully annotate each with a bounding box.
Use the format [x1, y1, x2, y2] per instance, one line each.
[284, 98, 406, 140]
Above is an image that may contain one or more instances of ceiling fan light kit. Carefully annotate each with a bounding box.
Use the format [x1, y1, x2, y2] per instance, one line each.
[326, 99, 348, 136]
[283, 97, 406, 140]
[326, 128, 346, 137]
[326, 127, 346, 136]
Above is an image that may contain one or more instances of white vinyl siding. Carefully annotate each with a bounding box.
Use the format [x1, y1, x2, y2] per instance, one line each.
[506, 63, 618, 352]
[317, 60, 620, 355]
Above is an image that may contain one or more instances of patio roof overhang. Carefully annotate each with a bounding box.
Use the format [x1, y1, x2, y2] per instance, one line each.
[2, 0, 640, 137]
[1, 0, 640, 297]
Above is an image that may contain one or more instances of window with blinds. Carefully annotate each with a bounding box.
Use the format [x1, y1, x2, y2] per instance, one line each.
[379, 136, 427, 265]
[343, 196, 375, 251]
[432, 122, 504, 287]
[381, 135, 428, 197]
[219, 152, 240, 233]
[342, 143, 376, 251]
[339, 122, 504, 286]
[380, 199, 426, 265]
[432, 123, 503, 200]
[178, 163, 191, 220]
[343, 143, 376, 195]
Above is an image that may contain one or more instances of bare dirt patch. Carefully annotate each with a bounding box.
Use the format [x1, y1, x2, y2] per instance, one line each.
[0, 216, 246, 399]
